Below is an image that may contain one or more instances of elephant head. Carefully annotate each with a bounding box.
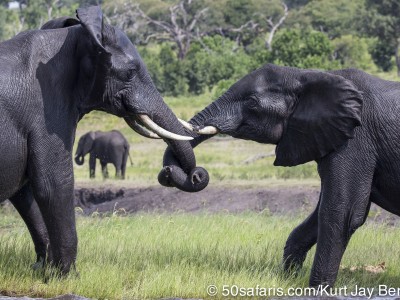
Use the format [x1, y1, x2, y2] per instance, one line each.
[41, 7, 207, 189]
[75, 131, 96, 165]
[159, 64, 363, 191]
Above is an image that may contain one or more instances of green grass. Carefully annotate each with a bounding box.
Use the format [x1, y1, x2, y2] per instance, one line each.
[74, 94, 319, 187]
[0, 210, 399, 299]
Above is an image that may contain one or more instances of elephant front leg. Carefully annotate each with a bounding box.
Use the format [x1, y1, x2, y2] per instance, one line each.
[284, 198, 319, 273]
[28, 135, 78, 275]
[309, 157, 374, 287]
[89, 153, 96, 178]
[9, 183, 50, 269]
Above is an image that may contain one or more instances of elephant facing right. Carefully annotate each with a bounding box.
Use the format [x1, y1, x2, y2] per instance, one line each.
[159, 63, 400, 287]
[75, 130, 132, 179]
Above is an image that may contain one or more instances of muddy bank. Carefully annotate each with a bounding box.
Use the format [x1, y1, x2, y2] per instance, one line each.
[73, 185, 399, 224]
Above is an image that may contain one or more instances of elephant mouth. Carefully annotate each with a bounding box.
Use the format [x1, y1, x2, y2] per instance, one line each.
[178, 119, 220, 136]
[125, 114, 193, 141]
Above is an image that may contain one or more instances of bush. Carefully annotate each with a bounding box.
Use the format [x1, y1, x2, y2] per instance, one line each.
[139, 44, 189, 97]
[186, 35, 255, 94]
[212, 79, 237, 99]
[271, 29, 340, 69]
[332, 35, 377, 70]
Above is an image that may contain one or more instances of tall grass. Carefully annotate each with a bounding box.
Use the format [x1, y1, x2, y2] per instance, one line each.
[0, 210, 399, 299]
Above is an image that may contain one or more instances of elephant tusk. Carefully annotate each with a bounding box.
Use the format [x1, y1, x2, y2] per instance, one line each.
[194, 125, 219, 135]
[178, 118, 194, 131]
[125, 118, 161, 139]
[138, 114, 193, 141]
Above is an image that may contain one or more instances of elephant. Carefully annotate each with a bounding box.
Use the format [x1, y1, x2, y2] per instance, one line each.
[75, 130, 133, 179]
[0, 6, 208, 275]
[159, 63, 400, 287]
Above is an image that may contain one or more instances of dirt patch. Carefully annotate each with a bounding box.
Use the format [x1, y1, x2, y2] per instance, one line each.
[74, 185, 319, 214]
[74, 185, 399, 224]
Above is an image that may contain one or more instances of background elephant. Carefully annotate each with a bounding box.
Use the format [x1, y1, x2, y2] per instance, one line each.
[0, 6, 207, 275]
[160, 63, 400, 287]
[75, 130, 132, 179]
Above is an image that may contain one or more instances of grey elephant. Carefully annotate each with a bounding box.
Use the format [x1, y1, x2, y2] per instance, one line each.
[0, 6, 207, 275]
[75, 130, 133, 179]
[160, 63, 400, 287]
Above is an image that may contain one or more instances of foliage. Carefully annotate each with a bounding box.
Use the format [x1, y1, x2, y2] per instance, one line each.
[363, 0, 400, 74]
[288, 0, 365, 39]
[186, 36, 255, 94]
[0, 0, 398, 96]
[332, 35, 377, 70]
[271, 29, 339, 69]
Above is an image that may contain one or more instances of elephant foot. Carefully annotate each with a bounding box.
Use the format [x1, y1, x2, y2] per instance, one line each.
[283, 246, 307, 275]
[32, 256, 46, 271]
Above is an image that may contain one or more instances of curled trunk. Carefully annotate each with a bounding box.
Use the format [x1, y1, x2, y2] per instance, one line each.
[126, 93, 210, 192]
[75, 155, 84, 165]
[158, 101, 219, 192]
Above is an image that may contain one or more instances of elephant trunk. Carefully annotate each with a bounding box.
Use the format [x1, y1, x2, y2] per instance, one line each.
[126, 92, 210, 192]
[159, 101, 220, 192]
[75, 154, 84, 165]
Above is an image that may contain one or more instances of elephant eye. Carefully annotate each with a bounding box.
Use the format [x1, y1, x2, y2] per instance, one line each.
[247, 97, 259, 110]
[126, 69, 136, 80]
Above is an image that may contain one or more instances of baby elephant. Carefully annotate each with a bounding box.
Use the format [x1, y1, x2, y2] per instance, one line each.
[75, 130, 132, 179]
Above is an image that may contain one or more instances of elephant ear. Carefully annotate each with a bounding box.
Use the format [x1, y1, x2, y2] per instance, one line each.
[76, 6, 107, 52]
[41, 17, 80, 29]
[274, 71, 363, 167]
[83, 132, 96, 154]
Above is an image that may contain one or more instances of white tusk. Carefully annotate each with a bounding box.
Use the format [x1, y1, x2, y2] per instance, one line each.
[178, 118, 194, 131]
[125, 118, 161, 139]
[138, 114, 193, 141]
[195, 126, 219, 135]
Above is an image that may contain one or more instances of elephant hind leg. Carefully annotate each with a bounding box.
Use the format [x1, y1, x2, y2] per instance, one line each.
[9, 183, 50, 269]
[283, 198, 319, 273]
[121, 149, 129, 180]
[309, 155, 375, 287]
[101, 161, 109, 179]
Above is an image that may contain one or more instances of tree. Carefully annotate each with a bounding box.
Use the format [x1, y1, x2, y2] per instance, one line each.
[271, 29, 339, 69]
[287, 0, 365, 39]
[135, 0, 209, 60]
[364, 0, 400, 75]
[260, 1, 288, 50]
[221, 0, 289, 48]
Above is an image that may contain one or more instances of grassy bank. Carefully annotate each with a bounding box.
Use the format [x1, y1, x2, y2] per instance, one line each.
[74, 94, 319, 187]
[0, 210, 398, 299]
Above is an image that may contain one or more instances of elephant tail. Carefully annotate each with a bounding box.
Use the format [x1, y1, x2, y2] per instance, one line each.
[128, 152, 133, 166]
[125, 145, 133, 166]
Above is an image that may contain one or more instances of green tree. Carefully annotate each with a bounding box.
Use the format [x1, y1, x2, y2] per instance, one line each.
[271, 29, 339, 69]
[287, 0, 365, 39]
[332, 35, 376, 70]
[363, 0, 400, 75]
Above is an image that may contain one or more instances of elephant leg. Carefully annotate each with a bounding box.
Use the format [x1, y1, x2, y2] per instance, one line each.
[89, 153, 96, 178]
[101, 162, 109, 179]
[283, 197, 320, 273]
[309, 156, 374, 287]
[28, 135, 77, 275]
[9, 183, 50, 269]
[121, 150, 129, 180]
[114, 163, 122, 179]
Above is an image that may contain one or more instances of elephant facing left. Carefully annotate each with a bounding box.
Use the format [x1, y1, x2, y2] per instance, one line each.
[0, 6, 208, 275]
[75, 130, 133, 179]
